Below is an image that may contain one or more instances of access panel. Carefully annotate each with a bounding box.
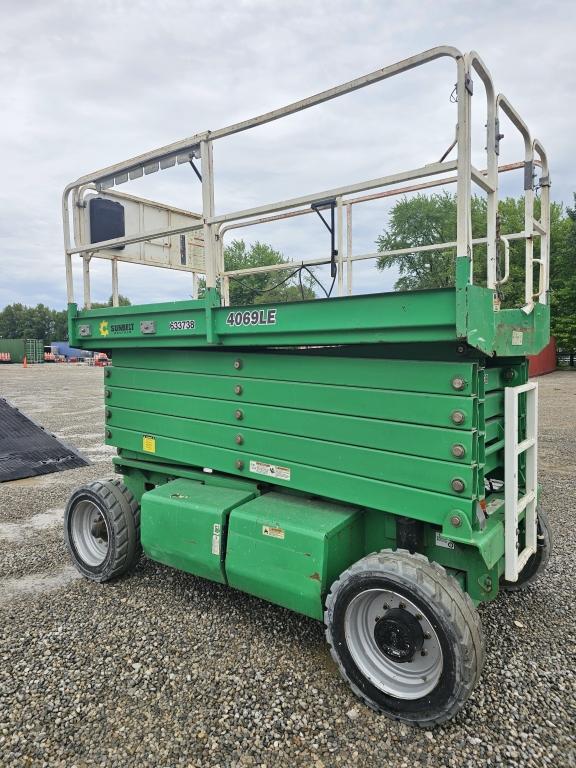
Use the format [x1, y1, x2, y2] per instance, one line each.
[140, 479, 256, 583]
[225, 493, 365, 619]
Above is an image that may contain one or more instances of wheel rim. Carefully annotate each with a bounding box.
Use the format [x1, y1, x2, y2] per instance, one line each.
[344, 588, 443, 700]
[70, 499, 110, 567]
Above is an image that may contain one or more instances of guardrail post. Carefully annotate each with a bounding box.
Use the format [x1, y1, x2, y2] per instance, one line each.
[82, 255, 91, 310]
[111, 259, 119, 307]
[346, 204, 353, 295]
[455, 58, 472, 338]
[337, 197, 344, 296]
[201, 139, 217, 290]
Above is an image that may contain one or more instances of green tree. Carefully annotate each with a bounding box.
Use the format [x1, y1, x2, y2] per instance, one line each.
[89, 294, 132, 309]
[0, 303, 62, 342]
[51, 310, 69, 341]
[376, 192, 569, 312]
[201, 240, 315, 305]
[552, 195, 576, 362]
[376, 191, 576, 364]
[376, 192, 489, 290]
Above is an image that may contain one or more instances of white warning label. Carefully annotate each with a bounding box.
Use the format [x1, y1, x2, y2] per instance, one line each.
[435, 532, 455, 550]
[249, 460, 291, 481]
[511, 330, 524, 346]
[212, 523, 221, 556]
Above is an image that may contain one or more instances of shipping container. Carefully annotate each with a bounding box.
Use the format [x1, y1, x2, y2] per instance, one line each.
[0, 338, 44, 364]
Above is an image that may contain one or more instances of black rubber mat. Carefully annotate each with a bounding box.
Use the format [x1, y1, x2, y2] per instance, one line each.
[0, 398, 89, 482]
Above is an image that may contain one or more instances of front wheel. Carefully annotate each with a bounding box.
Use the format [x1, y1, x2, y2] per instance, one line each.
[325, 550, 484, 727]
[64, 479, 141, 582]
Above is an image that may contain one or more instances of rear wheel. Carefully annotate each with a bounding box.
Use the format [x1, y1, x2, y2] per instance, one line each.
[500, 508, 552, 591]
[64, 479, 141, 582]
[325, 549, 484, 727]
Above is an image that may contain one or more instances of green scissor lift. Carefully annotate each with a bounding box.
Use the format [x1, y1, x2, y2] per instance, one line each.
[62, 47, 552, 726]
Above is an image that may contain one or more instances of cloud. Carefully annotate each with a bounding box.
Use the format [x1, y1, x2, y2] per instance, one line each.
[0, 0, 573, 308]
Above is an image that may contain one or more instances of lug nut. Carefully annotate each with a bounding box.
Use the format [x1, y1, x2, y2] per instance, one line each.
[382, 603, 389, 610]
[451, 443, 466, 458]
[234, 359, 242, 370]
[399, 602, 406, 609]
[235, 434, 244, 445]
[451, 478, 465, 493]
[451, 376, 465, 391]
[235, 460, 244, 470]
[234, 409, 243, 420]
[375, 616, 381, 622]
[415, 614, 423, 621]
[424, 632, 431, 640]
[421, 649, 428, 657]
[450, 514, 462, 528]
[234, 385, 243, 395]
[451, 410, 465, 425]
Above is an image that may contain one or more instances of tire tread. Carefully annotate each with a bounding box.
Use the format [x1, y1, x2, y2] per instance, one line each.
[324, 548, 484, 727]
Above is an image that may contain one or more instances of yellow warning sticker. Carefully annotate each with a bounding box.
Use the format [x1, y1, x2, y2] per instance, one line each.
[142, 435, 156, 453]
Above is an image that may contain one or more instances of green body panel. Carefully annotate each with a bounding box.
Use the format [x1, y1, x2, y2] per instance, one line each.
[69, 289, 457, 350]
[65, 278, 546, 615]
[108, 386, 476, 464]
[225, 493, 364, 620]
[109, 406, 476, 497]
[101, 347, 525, 609]
[115, 456, 504, 605]
[466, 285, 550, 356]
[68, 284, 549, 357]
[112, 348, 479, 395]
[140, 478, 256, 583]
[106, 367, 477, 429]
[113, 426, 477, 524]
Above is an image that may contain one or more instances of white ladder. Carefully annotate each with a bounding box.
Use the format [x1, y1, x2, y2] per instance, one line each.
[504, 381, 538, 582]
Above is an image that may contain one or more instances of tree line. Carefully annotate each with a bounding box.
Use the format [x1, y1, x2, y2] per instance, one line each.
[0, 296, 131, 343]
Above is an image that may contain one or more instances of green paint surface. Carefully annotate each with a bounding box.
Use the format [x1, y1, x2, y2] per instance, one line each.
[225, 493, 364, 619]
[140, 479, 256, 583]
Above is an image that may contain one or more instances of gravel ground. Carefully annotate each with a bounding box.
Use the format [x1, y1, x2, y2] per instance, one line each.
[0, 364, 574, 768]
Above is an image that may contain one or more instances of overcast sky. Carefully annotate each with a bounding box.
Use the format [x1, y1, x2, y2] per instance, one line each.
[0, 0, 574, 309]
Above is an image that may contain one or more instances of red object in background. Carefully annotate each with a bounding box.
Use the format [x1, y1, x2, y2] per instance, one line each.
[528, 336, 556, 377]
[93, 352, 111, 367]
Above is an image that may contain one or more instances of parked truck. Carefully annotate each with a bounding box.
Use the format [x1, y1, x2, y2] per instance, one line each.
[50, 341, 92, 361]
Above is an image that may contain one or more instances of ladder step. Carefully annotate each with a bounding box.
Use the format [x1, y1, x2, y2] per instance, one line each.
[516, 437, 535, 455]
[517, 490, 536, 515]
[517, 546, 535, 573]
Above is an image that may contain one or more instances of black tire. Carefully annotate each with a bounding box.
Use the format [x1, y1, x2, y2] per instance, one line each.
[325, 549, 484, 727]
[109, 476, 142, 561]
[64, 479, 140, 582]
[500, 508, 552, 592]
